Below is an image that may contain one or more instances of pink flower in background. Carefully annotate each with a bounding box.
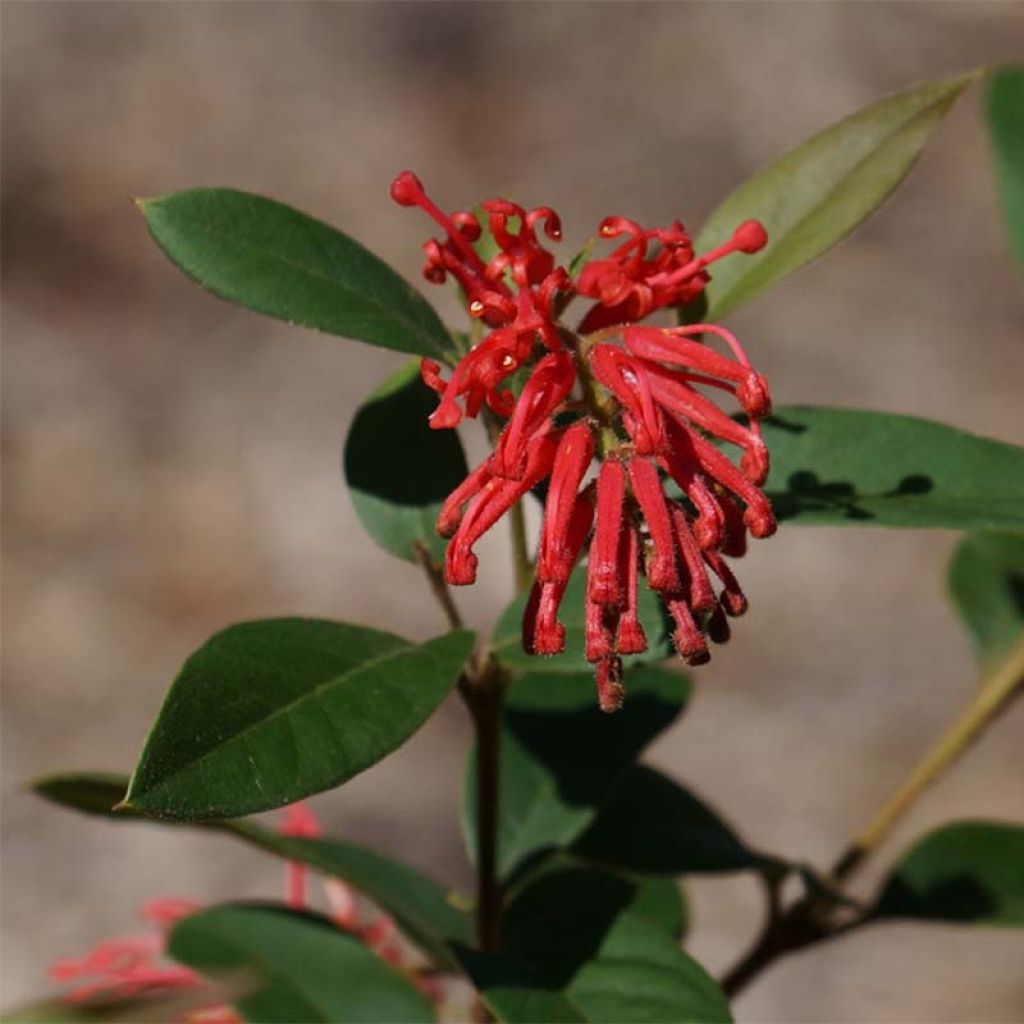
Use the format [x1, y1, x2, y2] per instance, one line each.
[49, 802, 443, 1018]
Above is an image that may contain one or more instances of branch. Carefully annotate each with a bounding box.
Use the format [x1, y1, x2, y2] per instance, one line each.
[414, 543, 464, 633]
[721, 634, 1024, 998]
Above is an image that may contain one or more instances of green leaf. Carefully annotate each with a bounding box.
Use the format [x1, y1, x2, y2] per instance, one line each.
[874, 821, 1024, 926]
[124, 620, 474, 820]
[168, 904, 435, 1023]
[985, 66, 1024, 272]
[698, 71, 978, 319]
[463, 667, 689, 881]
[491, 567, 673, 674]
[517, 856, 688, 940]
[236, 829, 472, 966]
[33, 772, 470, 967]
[573, 765, 779, 875]
[30, 772, 131, 817]
[139, 188, 453, 358]
[344, 361, 467, 564]
[948, 531, 1024, 669]
[459, 867, 731, 1023]
[762, 406, 1024, 529]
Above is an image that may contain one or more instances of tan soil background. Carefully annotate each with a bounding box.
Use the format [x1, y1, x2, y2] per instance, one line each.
[3, 2, 1024, 1019]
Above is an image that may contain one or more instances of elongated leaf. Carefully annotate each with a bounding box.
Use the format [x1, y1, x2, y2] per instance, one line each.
[463, 667, 689, 880]
[124, 620, 474, 819]
[33, 772, 470, 967]
[139, 188, 453, 358]
[491, 567, 672, 674]
[344, 361, 467, 564]
[574, 765, 778, 875]
[31, 772, 131, 818]
[874, 821, 1024, 926]
[514, 856, 688, 940]
[948, 531, 1024, 669]
[626, 875, 687, 940]
[169, 904, 434, 1023]
[985, 67, 1024, 272]
[698, 72, 977, 319]
[236, 828, 472, 966]
[459, 867, 730, 1023]
[762, 407, 1024, 529]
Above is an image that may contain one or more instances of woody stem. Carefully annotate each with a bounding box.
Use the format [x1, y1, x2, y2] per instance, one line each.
[416, 540, 504, 961]
[721, 635, 1024, 998]
[831, 634, 1024, 881]
[456, 656, 505, 966]
[414, 544, 464, 632]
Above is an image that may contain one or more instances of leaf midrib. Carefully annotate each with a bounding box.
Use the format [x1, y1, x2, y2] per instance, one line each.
[706, 87, 961, 317]
[148, 197, 449, 356]
[128, 638, 439, 807]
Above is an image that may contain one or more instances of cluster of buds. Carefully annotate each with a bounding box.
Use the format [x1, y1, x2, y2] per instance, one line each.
[49, 802, 441, 1018]
[392, 172, 775, 711]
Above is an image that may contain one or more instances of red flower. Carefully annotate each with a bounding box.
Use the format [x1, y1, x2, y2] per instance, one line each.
[393, 172, 775, 710]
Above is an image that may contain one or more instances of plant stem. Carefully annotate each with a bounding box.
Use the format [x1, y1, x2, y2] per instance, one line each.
[720, 634, 1024, 998]
[832, 634, 1024, 882]
[468, 663, 505, 953]
[416, 540, 505, 952]
[509, 500, 532, 592]
[414, 544, 464, 633]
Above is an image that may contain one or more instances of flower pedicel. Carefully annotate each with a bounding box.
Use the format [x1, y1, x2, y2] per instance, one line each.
[392, 171, 775, 711]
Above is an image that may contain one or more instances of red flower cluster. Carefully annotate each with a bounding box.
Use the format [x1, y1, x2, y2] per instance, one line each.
[392, 172, 775, 711]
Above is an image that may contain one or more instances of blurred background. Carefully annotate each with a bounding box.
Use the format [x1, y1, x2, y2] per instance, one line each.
[3, 2, 1023, 1019]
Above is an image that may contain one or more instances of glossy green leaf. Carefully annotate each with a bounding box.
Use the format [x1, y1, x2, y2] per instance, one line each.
[491, 567, 672, 674]
[459, 867, 730, 1023]
[344, 361, 468, 564]
[139, 188, 453, 358]
[574, 765, 779, 875]
[124, 621, 474, 820]
[698, 71, 977, 319]
[985, 67, 1024, 272]
[516, 856, 688, 940]
[168, 904, 434, 1023]
[762, 407, 1024, 529]
[33, 772, 470, 967]
[949, 531, 1024, 670]
[237, 828, 472, 966]
[463, 667, 689, 880]
[874, 821, 1024, 926]
[625, 875, 688, 940]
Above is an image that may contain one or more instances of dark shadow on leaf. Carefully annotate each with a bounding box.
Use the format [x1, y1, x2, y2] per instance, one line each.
[573, 764, 775, 875]
[770, 471, 873, 521]
[344, 372, 464, 506]
[761, 414, 809, 435]
[1009, 572, 1024, 619]
[885, 473, 934, 497]
[877, 874, 999, 922]
[506, 693, 684, 811]
[502, 868, 635, 986]
[770, 471, 936, 522]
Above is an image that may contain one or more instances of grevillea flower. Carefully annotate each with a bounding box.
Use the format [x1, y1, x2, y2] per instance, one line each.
[393, 171, 775, 712]
[49, 802, 442, 1017]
